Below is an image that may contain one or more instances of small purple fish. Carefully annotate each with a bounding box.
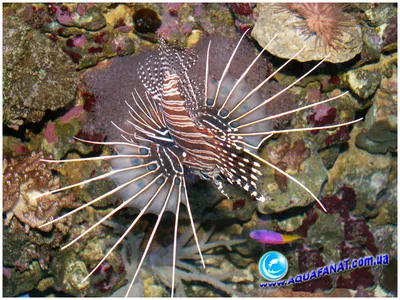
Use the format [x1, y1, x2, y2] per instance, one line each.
[250, 230, 302, 245]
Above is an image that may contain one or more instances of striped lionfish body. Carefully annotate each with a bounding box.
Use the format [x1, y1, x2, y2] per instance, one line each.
[138, 37, 266, 200]
[36, 30, 360, 296]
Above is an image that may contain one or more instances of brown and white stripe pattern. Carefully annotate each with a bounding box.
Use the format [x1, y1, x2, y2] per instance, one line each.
[159, 70, 220, 172]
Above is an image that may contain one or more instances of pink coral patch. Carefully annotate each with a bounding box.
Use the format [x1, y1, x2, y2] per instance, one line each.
[73, 35, 86, 48]
[77, 4, 85, 16]
[56, 9, 74, 26]
[3, 267, 12, 279]
[60, 106, 85, 123]
[307, 88, 321, 102]
[43, 122, 59, 143]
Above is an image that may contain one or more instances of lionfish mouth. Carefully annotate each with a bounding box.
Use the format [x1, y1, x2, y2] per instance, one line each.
[34, 29, 361, 297]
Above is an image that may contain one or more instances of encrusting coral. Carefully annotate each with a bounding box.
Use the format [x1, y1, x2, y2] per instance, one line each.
[3, 150, 78, 232]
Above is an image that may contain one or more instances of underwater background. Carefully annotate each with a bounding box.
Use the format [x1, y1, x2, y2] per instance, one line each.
[3, 3, 397, 297]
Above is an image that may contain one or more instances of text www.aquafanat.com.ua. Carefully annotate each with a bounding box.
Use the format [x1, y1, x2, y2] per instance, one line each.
[259, 254, 389, 288]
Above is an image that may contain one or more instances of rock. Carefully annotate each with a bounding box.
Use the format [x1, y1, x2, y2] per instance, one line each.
[364, 3, 397, 27]
[36, 277, 55, 292]
[380, 257, 397, 296]
[55, 3, 106, 31]
[355, 64, 397, 154]
[325, 125, 392, 217]
[371, 225, 397, 259]
[252, 4, 362, 63]
[3, 14, 78, 130]
[355, 119, 397, 153]
[371, 177, 397, 225]
[62, 260, 90, 295]
[307, 213, 344, 261]
[343, 68, 381, 99]
[257, 134, 327, 213]
[3, 261, 43, 296]
[277, 213, 306, 232]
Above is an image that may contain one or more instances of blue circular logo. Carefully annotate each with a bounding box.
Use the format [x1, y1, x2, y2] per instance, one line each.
[258, 251, 288, 281]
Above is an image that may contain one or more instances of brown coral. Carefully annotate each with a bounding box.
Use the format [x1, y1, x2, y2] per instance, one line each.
[3, 151, 78, 232]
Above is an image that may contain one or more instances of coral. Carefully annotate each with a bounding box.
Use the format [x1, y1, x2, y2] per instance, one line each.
[293, 245, 334, 293]
[320, 187, 379, 257]
[228, 3, 258, 32]
[3, 10, 78, 130]
[45, 216, 127, 297]
[294, 208, 319, 237]
[36, 277, 55, 292]
[252, 3, 362, 63]
[154, 3, 237, 43]
[356, 120, 397, 153]
[2, 149, 82, 296]
[81, 52, 156, 142]
[229, 4, 253, 16]
[110, 229, 144, 297]
[320, 186, 356, 218]
[325, 127, 350, 147]
[3, 260, 43, 297]
[16, 3, 137, 69]
[269, 137, 311, 191]
[344, 218, 378, 255]
[287, 185, 382, 293]
[336, 266, 376, 290]
[336, 242, 376, 290]
[356, 5, 397, 63]
[55, 4, 106, 30]
[308, 104, 337, 128]
[39, 103, 96, 160]
[211, 189, 257, 222]
[3, 151, 78, 232]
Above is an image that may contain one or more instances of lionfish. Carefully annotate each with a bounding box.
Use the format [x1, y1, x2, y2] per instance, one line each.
[34, 29, 360, 296]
